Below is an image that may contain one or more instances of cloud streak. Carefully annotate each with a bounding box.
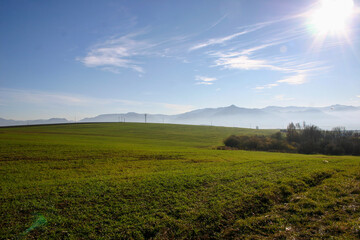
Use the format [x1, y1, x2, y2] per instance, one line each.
[195, 75, 217, 85]
[189, 11, 308, 52]
[255, 74, 308, 91]
[277, 74, 306, 85]
[208, 25, 321, 74]
[78, 31, 155, 73]
[188, 23, 268, 51]
[189, 30, 252, 51]
[215, 55, 289, 71]
[210, 31, 327, 92]
[205, 14, 228, 31]
[185, 9, 334, 94]
[254, 83, 279, 90]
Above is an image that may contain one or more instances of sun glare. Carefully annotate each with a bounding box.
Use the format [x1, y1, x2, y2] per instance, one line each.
[309, 0, 354, 35]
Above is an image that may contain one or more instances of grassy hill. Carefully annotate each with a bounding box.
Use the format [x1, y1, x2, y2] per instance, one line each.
[1, 123, 360, 239]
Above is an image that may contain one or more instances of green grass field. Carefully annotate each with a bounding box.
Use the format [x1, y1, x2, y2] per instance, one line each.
[1, 123, 360, 239]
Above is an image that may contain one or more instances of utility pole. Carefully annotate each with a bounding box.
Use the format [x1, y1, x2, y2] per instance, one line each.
[145, 114, 147, 123]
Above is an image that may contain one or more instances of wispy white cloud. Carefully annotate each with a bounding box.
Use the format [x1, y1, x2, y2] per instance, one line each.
[189, 9, 331, 93]
[189, 26, 263, 51]
[189, 11, 308, 53]
[209, 31, 310, 72]
[196, 82, 214, 85]
[212, 37, 328, 94]
[254, 83, 279, 90]
[279, 60, 328, 74]
[195, 75, 216, 82]
[190, 31, 248, 51]
[78, 31, 155, 73]
[195, 75, 217, 85]
[212, 40, 327, 74]
[240, 42, 282, 55]
[255, 74, 307, 91]
[205, 14, 228, 31]
[277, 74, 307, 85]
[214, 55, 288, 71]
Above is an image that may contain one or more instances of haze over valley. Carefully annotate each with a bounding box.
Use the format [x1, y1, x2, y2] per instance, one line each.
[2, 104, 359, 129]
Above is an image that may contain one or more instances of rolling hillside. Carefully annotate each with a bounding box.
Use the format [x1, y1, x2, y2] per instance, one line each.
[1, 123, 360, 239]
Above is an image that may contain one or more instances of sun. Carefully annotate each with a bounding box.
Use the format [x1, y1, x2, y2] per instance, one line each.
[309, 0, 354, 35]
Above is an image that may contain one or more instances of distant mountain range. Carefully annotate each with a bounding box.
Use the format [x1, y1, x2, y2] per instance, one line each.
[0, 118, 69, 127]
[1, 104, 360, 129]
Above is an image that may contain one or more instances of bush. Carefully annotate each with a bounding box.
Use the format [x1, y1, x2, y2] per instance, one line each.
[223, 133, 291, 152]
[324, 143, 345, 155]
[223, 123, 360, 156]
[223, 135, 241, 148]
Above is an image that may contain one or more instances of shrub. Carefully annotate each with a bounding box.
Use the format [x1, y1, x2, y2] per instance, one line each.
[224, 133, 291, 152]
[223, 123, 360, 156]
[223, 135, 241, 148]
[324, 143, 345, 155]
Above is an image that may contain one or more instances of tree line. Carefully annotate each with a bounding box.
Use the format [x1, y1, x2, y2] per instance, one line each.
[223, 122, 360, 155]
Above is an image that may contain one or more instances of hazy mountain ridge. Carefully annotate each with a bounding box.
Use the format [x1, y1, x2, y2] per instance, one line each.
[0, 118, 69, 127]
[1, 105, 360, 129]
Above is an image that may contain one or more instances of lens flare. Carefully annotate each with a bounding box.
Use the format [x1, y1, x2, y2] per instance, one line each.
[309, 0, 354, 35]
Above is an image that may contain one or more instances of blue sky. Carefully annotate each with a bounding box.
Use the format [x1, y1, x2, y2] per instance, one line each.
[1, 0, 360, 120]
